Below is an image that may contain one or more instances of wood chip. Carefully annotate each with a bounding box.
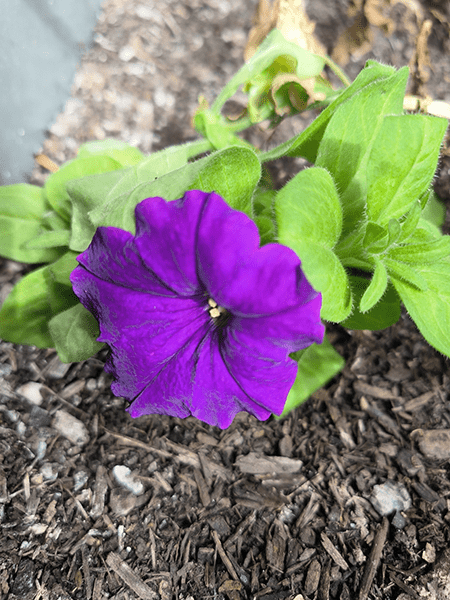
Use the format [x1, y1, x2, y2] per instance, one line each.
[359, 517, 389, 600]
[320, 532, 349, 571]
[106, 552, 158, 600]
[211, 530, 239, 581]
[235, 452, 303, 475]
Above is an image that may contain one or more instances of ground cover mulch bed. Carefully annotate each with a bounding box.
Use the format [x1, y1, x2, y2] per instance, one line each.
[1, 1, 450, 599]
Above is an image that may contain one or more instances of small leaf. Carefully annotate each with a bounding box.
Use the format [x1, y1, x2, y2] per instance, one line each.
[363, 222, 389, 253]
[277, 336, 345, 418]
[24, 229, 70, 249]
[385, 258, 428, 291]
[0, 266, 54, 348]
[387, 236, 450, 264]
[0, 184, 62, 263]
[359, 257, 388, 312]
[398, 200, 422, 242]
[48, 303, 105, 363]
[341, 276, 401, 330]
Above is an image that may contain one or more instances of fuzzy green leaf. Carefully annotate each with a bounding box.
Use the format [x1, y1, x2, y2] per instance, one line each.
[391, 259, 450, 357]
[341, 276, 401, 330]
[359, 257, 388, 312]
[366, 115, 448, 225]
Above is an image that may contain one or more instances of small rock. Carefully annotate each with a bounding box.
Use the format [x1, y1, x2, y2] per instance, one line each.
[52, 410, 90, 446]
[417, 429, 450, 460]
[40, 463, 59, 481]
[422, 542, 436, 563]
[112, 465, 144, 495]
[370, 481, 411, 529]
[16, 382, 43, 405]
[119, 45, 135, 62]
[73, 470, 89, 492]
[109, 487, 137, 516]
[29, 405, 51, 428]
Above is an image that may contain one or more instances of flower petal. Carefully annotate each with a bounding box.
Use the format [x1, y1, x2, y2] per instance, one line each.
[127, 325, 274, 428]
[71, 265, 207, 399]
[196, 193, 319, 315]
[134, 191, 210, 296]
[73, 226, 172, 296]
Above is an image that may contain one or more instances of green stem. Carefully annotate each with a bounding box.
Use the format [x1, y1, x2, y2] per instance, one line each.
[322, 56, 351, 87]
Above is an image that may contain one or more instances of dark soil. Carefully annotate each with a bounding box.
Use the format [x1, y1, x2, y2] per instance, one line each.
[1, 1, 450, 599]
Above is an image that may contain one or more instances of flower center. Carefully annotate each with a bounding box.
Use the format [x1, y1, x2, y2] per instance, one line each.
[207, 298, 230, 328]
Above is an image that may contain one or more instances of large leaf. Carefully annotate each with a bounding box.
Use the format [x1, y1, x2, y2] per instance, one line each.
[366, 115, 448, 225]
[88, 146, 261, 233]
[76, 139, 144, 166]
[45, 155, 123, 221]
[277, 336, 345, 418]
[275, 167, 350, 321]
[315, 67, 408, 228]
[260, 60, 397, 163]
[391, 260, 450, 357]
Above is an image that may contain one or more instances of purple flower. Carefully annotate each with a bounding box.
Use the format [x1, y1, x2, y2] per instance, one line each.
[70, 190, 324, 428]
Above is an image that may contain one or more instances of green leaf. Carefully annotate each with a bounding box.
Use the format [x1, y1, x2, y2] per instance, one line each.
[0, 184, 63, 263]
[315, 67, 409, 228]
[277, 336, 345, 418]
[275, 167, 350, 321]
[385, 258, 428, 291]
[422, 190, 446, 229]
[359, 257, 388, 312]
[76, 139, 144, 166]
[391, 259, 450, 357]
[341, 276, 401, 330]
[398, 200, 422, 243]
[363, 222, 389, 253]
[45, 155, 123, 221]
[260, 60, 398, 163]
[0, 266, 54, 347]
[387, 236, 450, 264]
[89, 146, 261, 232]
[275, 167, 342, 246]
[66, 169, 126, 251]
[48, 303, 105, 363]
[254, 214, 276, 245]
[366, 114, 448, 225]
[212, 29, 325, 115]
[46, 250, 79, 286]
[189, 146, 261, 216]
[24, 229, 70, 249]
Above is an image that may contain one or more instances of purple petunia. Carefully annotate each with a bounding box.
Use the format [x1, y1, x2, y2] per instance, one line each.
[70, 190, 324, 428]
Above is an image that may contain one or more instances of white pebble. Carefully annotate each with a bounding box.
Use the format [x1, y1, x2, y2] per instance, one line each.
[112, 465, 144, 495]
[16, 382, 43, 405]
[119, 45, 135, 62]
[52, 410, 90, 446]
[370, 481, 411, 516]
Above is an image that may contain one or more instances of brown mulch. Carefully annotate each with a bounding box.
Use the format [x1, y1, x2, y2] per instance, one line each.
[2, 1, 450, 599]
